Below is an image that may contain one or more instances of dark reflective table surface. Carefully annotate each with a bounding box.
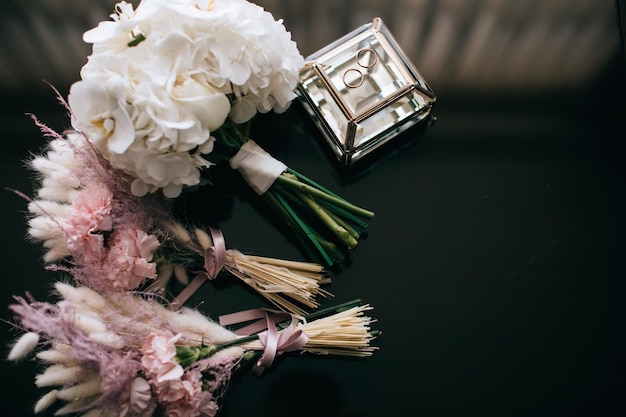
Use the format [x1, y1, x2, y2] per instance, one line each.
[2, 6, 626, 415]
[2, 82, 625, 416]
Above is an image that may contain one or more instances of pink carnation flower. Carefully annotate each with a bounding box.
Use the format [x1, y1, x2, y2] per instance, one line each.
[141, 331, 184, 384]
[197, 400, 219, 417]
[118, 377, 153, 417]
[105, 227, 160, 290]
[62, 183, 114, 272]
[65, 183, 113, 253]
[164, 371, 217, 417]
[141, 332, 218, 417]
[159, 369, 202, 403]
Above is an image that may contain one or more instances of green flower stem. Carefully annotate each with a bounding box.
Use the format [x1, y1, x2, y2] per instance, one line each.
[215, 119, 252, 149]
[302, 298, 364, 321]
[319, 199, 369, 230]
[284, 195, 347, 263]
[310, 233, 346, 265]
[273, 174, 375, 220]
[323, 207, 361, 241]
[261, 192, 323, 262]
[274, 186, 361, 252]
[298, 192, 358, 249]
[264, 192, 343, 265]
[285, 168, 375, 223]
[213, 333, 260, 352]
[279, 187, 363, 242]
[176, 344, 218, 368]
[285, 167, 342, 197]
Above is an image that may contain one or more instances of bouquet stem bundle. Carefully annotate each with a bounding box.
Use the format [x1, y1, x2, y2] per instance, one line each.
[176, 299, 379, 374]
[235, 301, 379, 357]
[211, 119, 375, 266]
[160, 223, 332, 315]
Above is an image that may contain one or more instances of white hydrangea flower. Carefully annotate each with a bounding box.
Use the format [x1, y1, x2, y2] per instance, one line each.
[72, 0, 304, 197]
[82, 0, 158, 46]
[68, 78, 135, 155]
[122, 143, 214, 198]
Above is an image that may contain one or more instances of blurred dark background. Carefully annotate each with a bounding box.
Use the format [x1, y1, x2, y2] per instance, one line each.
[1, 0, 622, 97]
[1, 1, 626, 416]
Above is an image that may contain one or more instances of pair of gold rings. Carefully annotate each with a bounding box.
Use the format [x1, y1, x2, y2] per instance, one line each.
[343, 47, 378, 89]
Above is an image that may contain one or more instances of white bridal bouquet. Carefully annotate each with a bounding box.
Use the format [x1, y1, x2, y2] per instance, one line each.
[5, 1, 379, 416]
[68, 0, 374, 266]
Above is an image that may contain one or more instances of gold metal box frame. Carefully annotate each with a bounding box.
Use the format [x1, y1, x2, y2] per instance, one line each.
[297, 17, 436, 166]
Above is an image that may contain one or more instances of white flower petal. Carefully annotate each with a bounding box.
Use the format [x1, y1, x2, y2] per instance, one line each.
[130, 179, 150, 197]
[163, 182, 183, 198]
[108, 107, 136, 154]
[83, 21, 120, 44]
[230, 99, 257, 124]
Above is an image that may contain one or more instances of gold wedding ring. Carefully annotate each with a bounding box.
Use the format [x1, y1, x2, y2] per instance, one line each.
[356, 47, 378, 68]
[343, 68, 364, 88]
[342, 47, 378, 88]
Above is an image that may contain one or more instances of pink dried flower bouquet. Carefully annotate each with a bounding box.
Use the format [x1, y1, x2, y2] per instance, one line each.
[7, 283, 378, 417]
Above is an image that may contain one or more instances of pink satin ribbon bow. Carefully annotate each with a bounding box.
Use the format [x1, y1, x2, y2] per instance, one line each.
[169, 227, 226, 310]
[202, 227, 226, 279]
[219, 308, 309, 375]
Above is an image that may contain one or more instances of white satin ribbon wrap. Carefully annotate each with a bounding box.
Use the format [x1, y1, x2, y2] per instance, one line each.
[229, 140, 286, 195]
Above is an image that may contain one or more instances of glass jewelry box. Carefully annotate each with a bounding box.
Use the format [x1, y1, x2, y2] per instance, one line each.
[297, 17, 436, 166]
